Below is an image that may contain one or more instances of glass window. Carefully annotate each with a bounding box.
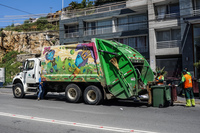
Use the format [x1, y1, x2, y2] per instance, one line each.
[156, 3, 180, 19]
[169, 3, 180, 14]
[171, 29, 181, 40]
[156, 5, 167, 19]
[157, 29, 181, 41]
[26, 60, 35, 70]
[197, 0, 200, 9]
[157, 30, 170, 41]
[156, 58, 182, 78]
[96, 19, 112, 34]
[193, 0, 200, 10]
[118, 17, 128, 25]
[65, 25, 79, 33]
[128, 36, 147, 53]
[118, 38, 128, 45]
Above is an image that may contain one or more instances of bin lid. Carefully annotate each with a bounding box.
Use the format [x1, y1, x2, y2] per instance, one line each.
[151, 85, 169, 89]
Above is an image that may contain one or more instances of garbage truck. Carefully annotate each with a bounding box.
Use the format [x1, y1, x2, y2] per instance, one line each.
[12, 38, 154, 105]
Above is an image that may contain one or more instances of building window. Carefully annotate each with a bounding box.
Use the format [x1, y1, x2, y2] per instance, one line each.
[86, 22, 96, 35]
[156, 3, 180, 20]
[96, 19, 112, 34]
[115, 36, 148, 53]
[117, 14, 147, 32]
[64, 24, 79, 38]
[85, 19, 112, 35]
[156, 58, 182, 78]
[193, 0, 200, 10]
[156, 29, 181, 48]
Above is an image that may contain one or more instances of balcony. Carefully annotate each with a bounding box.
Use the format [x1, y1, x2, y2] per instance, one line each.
[156, 13, 180, 20]
[61, 1, 126, 20]
[84, 23, 147, 36]
[84, 27, 112, 36]
[65, 32, 79, 38]
[193, 9, 200, 16]
[157, 40, 181, 49]
[116, 23, 147, 32]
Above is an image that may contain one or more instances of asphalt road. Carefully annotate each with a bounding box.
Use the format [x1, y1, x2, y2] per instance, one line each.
[0, 88, 200, 133]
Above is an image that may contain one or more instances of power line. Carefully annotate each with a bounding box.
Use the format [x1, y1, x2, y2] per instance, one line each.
[0, 3, 32, 14]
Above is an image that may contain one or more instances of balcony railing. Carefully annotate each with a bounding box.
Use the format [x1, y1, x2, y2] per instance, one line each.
[157, 40, 181, 49]
[193, 9, 200, 16]
[61, 1, 126, 19]
[156, 13, 180, 20]
[84, 27, 112, 36]
[84, 23, 147, 36]
[65, 32, 79, 38]
[116, 23, 147, 32]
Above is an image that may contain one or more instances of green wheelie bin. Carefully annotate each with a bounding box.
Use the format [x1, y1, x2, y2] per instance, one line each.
[152, 85, 171, 107]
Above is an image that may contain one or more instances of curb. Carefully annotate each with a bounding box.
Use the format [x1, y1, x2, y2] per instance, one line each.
[174, 100, 200, 105]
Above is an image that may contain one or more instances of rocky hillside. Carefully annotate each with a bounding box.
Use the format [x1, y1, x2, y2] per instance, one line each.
[0, 30, 59, 56]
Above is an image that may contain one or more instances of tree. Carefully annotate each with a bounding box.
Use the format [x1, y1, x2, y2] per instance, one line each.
[68, 1, 81, 10]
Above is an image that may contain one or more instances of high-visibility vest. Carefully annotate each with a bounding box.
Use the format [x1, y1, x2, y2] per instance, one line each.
[156, 75, 164, 85]
[183, 74, 192, 89]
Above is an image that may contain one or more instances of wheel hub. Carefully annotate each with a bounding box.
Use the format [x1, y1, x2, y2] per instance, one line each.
[68, 88, 77, 100]
[87, 90, 96, 102]
[15, 87, 21, 97]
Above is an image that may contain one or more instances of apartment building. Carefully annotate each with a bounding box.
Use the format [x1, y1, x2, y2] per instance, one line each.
[59, 0, 200, 79]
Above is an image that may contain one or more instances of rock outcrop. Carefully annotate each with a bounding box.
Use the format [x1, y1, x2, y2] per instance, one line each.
[0, 30, 59, 56]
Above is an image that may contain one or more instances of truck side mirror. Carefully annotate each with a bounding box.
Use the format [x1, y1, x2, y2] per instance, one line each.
[20, 67, 23, 72]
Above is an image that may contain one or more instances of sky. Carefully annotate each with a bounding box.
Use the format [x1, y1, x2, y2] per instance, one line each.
[0, 0, 82, 28]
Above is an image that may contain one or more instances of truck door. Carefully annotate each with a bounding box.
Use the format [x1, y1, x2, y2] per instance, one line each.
[24, 60, 36, 83]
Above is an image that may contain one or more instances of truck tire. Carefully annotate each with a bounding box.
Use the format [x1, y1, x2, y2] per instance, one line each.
[65, 84, 82, 103]
[83, 85, 102, 105]
[13, 83, 25, 98]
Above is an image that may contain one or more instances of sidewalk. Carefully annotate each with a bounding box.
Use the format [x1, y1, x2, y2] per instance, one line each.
[174, 96, 200, 105]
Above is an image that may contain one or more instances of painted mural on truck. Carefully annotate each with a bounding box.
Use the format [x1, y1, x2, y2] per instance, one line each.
[41, 42, 102, 82]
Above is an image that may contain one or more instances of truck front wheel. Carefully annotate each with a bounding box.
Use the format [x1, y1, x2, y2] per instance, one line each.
[65, 84, 82, 103]
[83, 85, 102, 105]
[13, 83, 25, 98]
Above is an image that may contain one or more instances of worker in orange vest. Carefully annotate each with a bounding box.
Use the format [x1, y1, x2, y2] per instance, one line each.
[178, 70, 195, 107]
[156, 71, 164, 85]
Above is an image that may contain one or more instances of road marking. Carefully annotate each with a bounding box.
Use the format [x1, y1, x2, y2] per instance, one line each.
[0, 112, 157, 133]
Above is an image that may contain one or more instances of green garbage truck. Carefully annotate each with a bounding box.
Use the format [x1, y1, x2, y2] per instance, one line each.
[12, 38, 154, 105]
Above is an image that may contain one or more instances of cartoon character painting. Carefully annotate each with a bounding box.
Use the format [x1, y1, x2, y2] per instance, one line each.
[69, 43, 97, 80]
[43, 47, 60, 73]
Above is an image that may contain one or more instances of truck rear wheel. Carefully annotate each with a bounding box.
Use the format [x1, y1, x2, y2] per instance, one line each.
[13, 83, 25, 98]
[83, 85, 102, 105]
[65, 84, 82, 103]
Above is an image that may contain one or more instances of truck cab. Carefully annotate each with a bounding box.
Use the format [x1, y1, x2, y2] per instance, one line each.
[12, 58, 41, 98]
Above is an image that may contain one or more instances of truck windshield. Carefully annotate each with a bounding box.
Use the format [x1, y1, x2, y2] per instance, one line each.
[23, 60, 35, 71]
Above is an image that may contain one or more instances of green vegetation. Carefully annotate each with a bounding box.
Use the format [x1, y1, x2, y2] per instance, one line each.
[67, 0, 125, 10]
[94, 0, 126, 6]
[3, 17, 59, 32]
[0, 51, 22, 84]
[155, 67, 168, 76]
[67, 0, 94, 10]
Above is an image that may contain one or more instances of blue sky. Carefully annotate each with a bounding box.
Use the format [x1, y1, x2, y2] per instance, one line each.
[0, 0, 82, 28]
